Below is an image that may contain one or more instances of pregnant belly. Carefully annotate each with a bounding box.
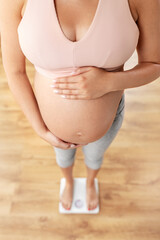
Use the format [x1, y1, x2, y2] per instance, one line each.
[33, 70, 124, 145]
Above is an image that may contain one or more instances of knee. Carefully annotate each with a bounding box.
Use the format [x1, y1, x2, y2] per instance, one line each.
[55, 153, 75, 168]
[53, 147, 76, 168]
[84, 155, 103, 170]
[56, 156, 75, 168]
[84, 150, 104, 169]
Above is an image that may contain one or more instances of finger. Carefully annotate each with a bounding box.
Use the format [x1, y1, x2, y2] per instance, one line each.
[61, 140, 77, 148]
[50, 82, 78, 90]
[69, 144, 81, 149]
[52, 76, 78, 83]
[60, 94, 86, 100]
[77, 66, 92, 72]
[52, 88, 81, 96]
[58, 141, 70, 149]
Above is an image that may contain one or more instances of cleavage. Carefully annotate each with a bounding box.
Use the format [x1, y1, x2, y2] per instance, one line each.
[54, 0, 99, 42]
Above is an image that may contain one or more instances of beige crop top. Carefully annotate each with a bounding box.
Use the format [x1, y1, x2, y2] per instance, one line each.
[17, 0, 140, 78]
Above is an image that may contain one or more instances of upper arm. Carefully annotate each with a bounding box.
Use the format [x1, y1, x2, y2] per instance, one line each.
[135, 0, 160, 64]
[0, 0, 26, 77]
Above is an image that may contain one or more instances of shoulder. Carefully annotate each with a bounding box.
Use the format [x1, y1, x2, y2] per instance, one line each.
[132, 0, 160, 19]
[0, 0, 24, 19]
[133, 0, 160, 65]
[0, 0, 23, 9]
[133, 0, 160, 8]
[0, 0, 26, 76]
[0, 0, 25, 31]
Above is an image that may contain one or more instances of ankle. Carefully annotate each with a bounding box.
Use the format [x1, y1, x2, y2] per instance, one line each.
[65, 178, 74, 187]
[86, 178, 95, 188]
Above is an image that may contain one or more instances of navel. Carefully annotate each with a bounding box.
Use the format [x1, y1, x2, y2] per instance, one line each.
[76, 132, 82, 136]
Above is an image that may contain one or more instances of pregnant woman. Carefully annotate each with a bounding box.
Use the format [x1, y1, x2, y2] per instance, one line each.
[0, 0, 160, 211]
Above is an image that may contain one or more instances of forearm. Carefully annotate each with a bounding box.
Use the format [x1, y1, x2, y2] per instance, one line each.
[106, 62, 160, 92]
[7, 72, 47, 135]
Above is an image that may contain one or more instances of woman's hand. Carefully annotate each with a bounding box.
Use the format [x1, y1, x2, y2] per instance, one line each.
[50, 66, 111, 100]
[37, 126, 86, 149]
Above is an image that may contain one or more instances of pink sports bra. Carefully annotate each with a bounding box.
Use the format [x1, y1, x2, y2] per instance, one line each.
[17, 0, 140, 78]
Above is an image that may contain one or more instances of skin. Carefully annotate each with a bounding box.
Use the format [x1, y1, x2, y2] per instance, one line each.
[32, 0, 138, 145]
[0, 0, 139, 147]
[21, 0, 160, 211]
[1, 0, 159, 211]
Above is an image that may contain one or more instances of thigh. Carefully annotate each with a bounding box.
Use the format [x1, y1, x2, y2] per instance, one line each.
[53, 146, 77, 160]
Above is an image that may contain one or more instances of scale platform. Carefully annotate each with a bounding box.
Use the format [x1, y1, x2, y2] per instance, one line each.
[59, 177, 99, 214]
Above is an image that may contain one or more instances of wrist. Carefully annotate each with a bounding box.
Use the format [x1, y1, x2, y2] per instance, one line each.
[33, 122, 48, 137]
[102, 71, 115, 93]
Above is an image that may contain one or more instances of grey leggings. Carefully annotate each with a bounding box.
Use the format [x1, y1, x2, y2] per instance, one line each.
[53, 93, 125, 170]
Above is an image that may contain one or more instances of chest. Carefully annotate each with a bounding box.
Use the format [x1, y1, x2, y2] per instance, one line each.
[18, 0, 139, 71]
[22, 0, 138, 43]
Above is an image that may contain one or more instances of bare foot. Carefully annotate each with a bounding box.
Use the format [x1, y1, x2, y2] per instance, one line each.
[60, 181, 74, 210]
[86, 180, 99, 210]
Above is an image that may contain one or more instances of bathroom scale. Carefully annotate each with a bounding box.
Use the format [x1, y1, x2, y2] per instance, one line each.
[59, 177, 99, 214]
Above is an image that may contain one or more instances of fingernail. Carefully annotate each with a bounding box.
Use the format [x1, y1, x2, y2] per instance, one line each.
[50, 84, 56, 87]
[70, 144, 76, 148]
[61, 95, 66, 98]
[72, 68, 79, 74]
[53, 90, 59, 93]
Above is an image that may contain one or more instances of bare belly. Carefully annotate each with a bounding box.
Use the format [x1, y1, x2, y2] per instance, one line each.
[33, 68, 124, 145]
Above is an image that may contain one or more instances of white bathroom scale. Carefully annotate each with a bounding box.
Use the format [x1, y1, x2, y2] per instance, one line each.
[59, 177, 99, 214]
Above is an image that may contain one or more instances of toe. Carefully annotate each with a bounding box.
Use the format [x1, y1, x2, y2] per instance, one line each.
[62, 202, 65, 209]
[92, 201, 98, 210]
[93, 203, 97, 210]
[62, 202, 68, 209]
[86, 199, 89, 209]
[67, 203, 71, 210]
[87, 203, 90, 210]
[90, 203, 94, 210]
[94, 201, 98, 209]
[92, 203, 95, 210]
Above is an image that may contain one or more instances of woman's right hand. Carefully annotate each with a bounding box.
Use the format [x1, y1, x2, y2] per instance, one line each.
[37, 127, 86, 149]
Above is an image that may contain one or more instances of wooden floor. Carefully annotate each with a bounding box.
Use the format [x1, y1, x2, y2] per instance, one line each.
[0, 48, 160, 240]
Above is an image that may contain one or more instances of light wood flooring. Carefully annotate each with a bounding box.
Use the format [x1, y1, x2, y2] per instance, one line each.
[0, 49, 160, 240]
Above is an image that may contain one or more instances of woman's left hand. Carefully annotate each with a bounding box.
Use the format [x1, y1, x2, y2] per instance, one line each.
[50, 66, 111, 100]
